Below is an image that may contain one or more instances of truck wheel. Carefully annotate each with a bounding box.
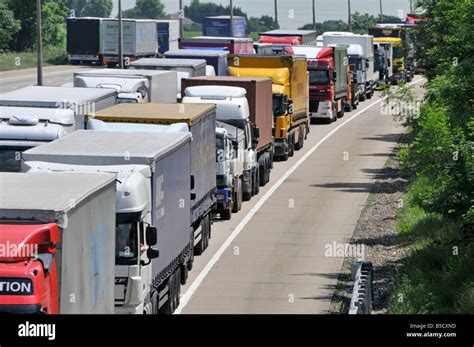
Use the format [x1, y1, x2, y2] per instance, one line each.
[359, 93, 366, 102]
[159, 277, 173, 314]
[175, 267, 181, 309]
[180, 263, 188, 285]
[187, 238, 194, 271]
[352, 102, 358, 110]
[295, 125, 304, 151]
[367, 90, 373, 99]
[288, 132, 295, 157]
[193, 221, 206, 256]
[222, 208, 232, 220]
[254, 166, 260, 195]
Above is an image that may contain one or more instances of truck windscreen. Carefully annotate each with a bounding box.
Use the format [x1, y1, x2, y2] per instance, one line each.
[216, 136, 225, 163]
[309, 69, 330, 85]
[393, 46, 403, 59]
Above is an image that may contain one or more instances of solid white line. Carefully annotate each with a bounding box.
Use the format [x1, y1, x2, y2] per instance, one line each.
[174, 78, 424, 314]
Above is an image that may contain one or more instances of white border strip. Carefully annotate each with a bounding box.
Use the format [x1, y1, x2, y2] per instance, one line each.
[175, 78, 424, 314]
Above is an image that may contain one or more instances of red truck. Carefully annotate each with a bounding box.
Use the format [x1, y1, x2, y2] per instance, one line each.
[0, 173, 116, 314]
[286, 45, 350, 124]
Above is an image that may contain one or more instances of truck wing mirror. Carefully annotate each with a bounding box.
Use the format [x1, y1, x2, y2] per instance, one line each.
[190, 175, 195, 190]
[333, 71, 337, 79]
[146, 248, 159, 260]
[37, 253, 53, 272]
[253, 127, 260, 140]
[146, 226, 158, 246]
[366, 61, 370, 68]
[191, 193, 196, 200]
[232, 140, 239, 152]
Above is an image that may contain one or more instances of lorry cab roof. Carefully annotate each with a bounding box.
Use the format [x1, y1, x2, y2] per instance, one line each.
[91, 103, 215, 126]
[347, 44, 364, 56]
[0, 106, 75, 125]
[132, 58, 207, 69]
[165, 49, 229, 58]
[184, 86, 247, 98]
[0, 172, 115, 225]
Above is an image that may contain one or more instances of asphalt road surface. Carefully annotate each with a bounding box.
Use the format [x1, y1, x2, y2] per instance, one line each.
[176, 78, 426, 314]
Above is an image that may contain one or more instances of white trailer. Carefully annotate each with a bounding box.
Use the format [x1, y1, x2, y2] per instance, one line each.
[322, 32, 379, 98]
[73, 69, 177, 103]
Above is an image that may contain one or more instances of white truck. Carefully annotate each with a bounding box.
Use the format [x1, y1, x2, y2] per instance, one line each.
[0, 86, 116, 172]
[22, 130, 194, 314]
[183, 86, 258, 201]
[131, 58, 207, 100]
[0, 172, 116, 314]
[322, 32, 379, 99]
[215, 121, 245, 220]
[73, 69, 177, 103]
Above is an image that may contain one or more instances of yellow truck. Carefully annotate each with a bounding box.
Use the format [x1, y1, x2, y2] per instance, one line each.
[228, 55, 309, 161]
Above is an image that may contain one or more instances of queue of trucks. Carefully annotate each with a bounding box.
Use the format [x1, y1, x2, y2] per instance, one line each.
[0, 14, 417, 314]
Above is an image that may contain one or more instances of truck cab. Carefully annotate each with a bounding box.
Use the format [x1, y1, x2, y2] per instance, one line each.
[215, 122, 245, 219]
[0, 223, 60, 314]
[183, 86, 257, 201]
[75, 75, 149, 104]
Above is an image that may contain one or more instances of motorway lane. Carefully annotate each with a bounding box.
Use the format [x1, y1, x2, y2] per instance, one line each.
[177, 78, 425, 314]
[0, 65, 99, 93]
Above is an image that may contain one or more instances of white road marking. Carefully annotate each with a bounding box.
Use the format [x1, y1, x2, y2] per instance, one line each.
[174, 78, 425, 314]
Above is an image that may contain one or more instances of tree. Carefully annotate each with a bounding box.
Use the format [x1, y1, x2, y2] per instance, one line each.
[299, 20, 346, 34]
[122, 0, 165, 19]
[67, 0, 112, 17]
[247, 15, 278, 33]
[7, 0, 68, 51]
[0, 0, 20, 52]
[185, 0, 246, 25]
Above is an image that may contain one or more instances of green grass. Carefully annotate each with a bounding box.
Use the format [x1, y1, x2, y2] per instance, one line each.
[0, 46, 67, 72]
[389, 178, 474, 314]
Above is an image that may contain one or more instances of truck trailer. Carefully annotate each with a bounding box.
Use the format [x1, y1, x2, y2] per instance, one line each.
[73, 69, 177, 103]
[179, 36, 254, 54]
[202, 16, 247, 38]
[165, 49, 229, 76]
[286, 45, 350, 123]
[102, 19, 158, 67]
[259, 30, 318, 45]
[155, 20, 179, 54]
[23, 130, 193, 314]
[0, 172, 116, 314]
[322, 32, 379, 99]
[182, 76, 274, 197]
[131, 58, 207, 99]
[67, 17, 104, 65]
[87, 103, 217, 257]
[228, 55, 309, 161]
[0, 86, 116, 172]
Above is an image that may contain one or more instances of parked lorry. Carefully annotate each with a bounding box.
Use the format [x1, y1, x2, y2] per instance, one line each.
[179, 36, 254, 54]
[203, 16, 247, 38]
[87, 103, 216, 257]
[155, 20, 179, 54]
[102, 19, 158, 68]
[23, 130, 193, 314]
[285, 45, 349, 123]
[0, 172, 116, 314]
[228, 55, 309, 161]
[67, 17, 104, 65]
[322, 32, 379, 99]
[131, 58, 206, 99]
[182, 76, 274, 198]
[259, 30, 318, 45]
[165, 49, 229, 76]
[0, 86, 116, 172]
[73, 69, 177, 103]
[374, 40, 394, 83]
[214, 121, 245, 219]
[369, 25, 416, 82]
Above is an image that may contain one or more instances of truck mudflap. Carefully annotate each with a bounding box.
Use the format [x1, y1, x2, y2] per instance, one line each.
[274, 138, 289, 157]
[215, 188, 232, 210]
[310, 100, 333, 120]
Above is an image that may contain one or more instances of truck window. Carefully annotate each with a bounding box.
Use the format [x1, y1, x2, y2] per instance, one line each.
[309, 69, 330, 85]
[116, 98, 139, 105]
[393, 46, 402, 59]
[272, 94, 286, 117]
[116, 212, 141, 265]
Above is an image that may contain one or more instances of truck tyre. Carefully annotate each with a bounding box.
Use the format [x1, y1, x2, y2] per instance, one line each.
[254, 166, 260, 195]
[159, 277, 173, 314]
[337, 105, 345, 118]
[174, 267, 181, 309]
[359, 93, 366, 102]
[232, 180, 240, 212]
[221, 207, 232, 220]
[259, 157, 266, 187]
[288, 132, 295, 157]
[265, 153, 271, 183]
[194, 218, 207, 256]
[180, 263, 188, 285]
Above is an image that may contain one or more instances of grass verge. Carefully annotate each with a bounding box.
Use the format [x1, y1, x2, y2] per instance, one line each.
[0, 46, 67, 72]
